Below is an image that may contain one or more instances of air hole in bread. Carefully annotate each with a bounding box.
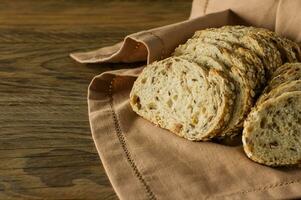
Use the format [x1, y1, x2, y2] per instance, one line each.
[161, 71, 167, 76]
[189, 123, 195, 128]
[192, 115, 199, 125]
[167, 99, 173, 108]
[141, 78, 147, 84]
[289, 148, 297, 152]
[260, 117, 267, 129]
[201, 107, 206, 114]
[269, 141, 278, 149]
[151, 77, 155, 83]
[147, 103, 157, 110]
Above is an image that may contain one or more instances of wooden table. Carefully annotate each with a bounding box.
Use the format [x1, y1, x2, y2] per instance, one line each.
[0, 0, 191, 199]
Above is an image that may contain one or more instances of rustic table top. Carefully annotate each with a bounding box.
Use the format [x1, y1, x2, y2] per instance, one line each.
[0, 0, 191, 199]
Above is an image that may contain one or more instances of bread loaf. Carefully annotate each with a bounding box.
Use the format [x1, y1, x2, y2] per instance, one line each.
[130, 25, 301, 152]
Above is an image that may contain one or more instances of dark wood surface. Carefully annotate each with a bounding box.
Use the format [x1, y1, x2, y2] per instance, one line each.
[0, 0, 191, 199]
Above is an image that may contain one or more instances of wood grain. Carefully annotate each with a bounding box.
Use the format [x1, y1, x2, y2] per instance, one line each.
[0, 0, 191, 199]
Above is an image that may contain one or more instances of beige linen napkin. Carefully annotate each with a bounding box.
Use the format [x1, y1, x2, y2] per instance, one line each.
[71, 0, 301, 199]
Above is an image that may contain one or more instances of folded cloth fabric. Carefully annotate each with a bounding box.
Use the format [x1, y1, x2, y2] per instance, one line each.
[71, 0, 301, 199]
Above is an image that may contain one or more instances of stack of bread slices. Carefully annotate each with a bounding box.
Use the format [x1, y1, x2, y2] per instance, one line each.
[130, 26, 301, 166]
[243, 63, 301, 166]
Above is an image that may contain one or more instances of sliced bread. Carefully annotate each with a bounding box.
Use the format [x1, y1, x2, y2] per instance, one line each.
[243, 91, 301, 166]
[175, 41, 258, 136]
[130, 56, 235, 141]
[264, 63, 301, 94]
[256, 30, 301, 63]
[192, 26, 283, 74]
[257, 80, 301, 106]
[270, 62, 301, 80]
[194, 37, 266, 92]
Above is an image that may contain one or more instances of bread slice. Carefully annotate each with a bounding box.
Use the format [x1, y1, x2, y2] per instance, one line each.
[271, 62, 301, 79]
[235, 46, 266, 92]
[264, 63, 301, 94]
[130, 56, 235, 141]
[218, 25, 301, 68]
[193, 26, 283, 74]
[216, 41, 266, 95]
[175, 41, 258, 136]
[196, 37, 266, 93]
[218, 47, 260, 135]
[246, 33, 283, 74]
[256, 30, 301, 63]
[174, 41, 258, 92]
[243, 91, 301, 166]
[256, 80, 301, 105]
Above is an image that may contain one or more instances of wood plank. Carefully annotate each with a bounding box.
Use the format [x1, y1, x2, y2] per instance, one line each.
[0, 0, 191, 199]
[0, 0, 191, 26]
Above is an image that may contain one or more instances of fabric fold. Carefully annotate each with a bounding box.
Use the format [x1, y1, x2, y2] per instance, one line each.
[71, 10, 245, 64]
[71, 0, 301, 65]
[274, 0, 301, 41]
[89, 69, 301, 200]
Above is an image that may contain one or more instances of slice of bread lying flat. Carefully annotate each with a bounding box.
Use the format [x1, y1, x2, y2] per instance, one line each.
[243, 91, 301, 166]
[130, 56, 235, 141]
